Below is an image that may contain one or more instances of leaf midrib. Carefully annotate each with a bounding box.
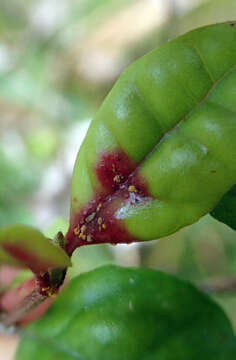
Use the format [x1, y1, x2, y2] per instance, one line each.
[134, 62, 236, 173]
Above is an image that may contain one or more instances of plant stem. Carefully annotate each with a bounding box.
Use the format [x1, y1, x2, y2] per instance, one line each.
[0, 232, 68, 327]
[1, 289, 46, 327]
[200, 277, 236, 294]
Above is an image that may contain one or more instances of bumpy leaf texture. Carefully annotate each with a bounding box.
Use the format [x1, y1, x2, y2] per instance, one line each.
[66, 22, 236, 254]
[16, 266, 236, 360]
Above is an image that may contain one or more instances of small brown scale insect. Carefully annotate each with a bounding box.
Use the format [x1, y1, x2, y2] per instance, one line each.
[73, 182, 141, 245]
[66, 150, 151, 255]
[73, 203, 107, 243]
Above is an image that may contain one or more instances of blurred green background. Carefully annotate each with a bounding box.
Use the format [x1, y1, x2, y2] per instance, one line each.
[0, 0, 236, 329]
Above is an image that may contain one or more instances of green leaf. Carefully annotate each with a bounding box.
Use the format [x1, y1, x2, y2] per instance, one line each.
[211, 184, 236, 230]
[66, 22, 236, 254]
[0, 246, 22, 267]
[0, 225, 71, 273]
[16, 265, 236, 360]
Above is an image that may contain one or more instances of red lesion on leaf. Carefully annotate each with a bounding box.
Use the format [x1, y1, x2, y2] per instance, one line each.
[94, 151, 136, 193]
[66, 149, 152, 256]
[2, 244, 53, 274]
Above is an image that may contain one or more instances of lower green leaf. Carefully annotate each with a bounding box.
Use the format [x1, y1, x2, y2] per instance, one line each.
[16, 265, 236, 360]
[211, 184, 236, 230]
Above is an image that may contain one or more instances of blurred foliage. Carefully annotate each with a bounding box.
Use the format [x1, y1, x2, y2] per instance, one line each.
[0, 0, 236, 330]
[68, 244, 114, 279]
[141, 215, 236, 282]
[0, 148, 38, 225]
[127, 0, 236, 70]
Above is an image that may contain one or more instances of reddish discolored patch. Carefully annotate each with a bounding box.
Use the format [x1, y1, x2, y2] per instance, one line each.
[94, 150, 136, 193]
[2, 244, 53, 274]
[66, 149, 151, 256]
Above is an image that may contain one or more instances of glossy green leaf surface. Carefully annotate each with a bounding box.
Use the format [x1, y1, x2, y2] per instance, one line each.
[66, 22, 236, 253]
[0, 225, 71, 273]
[16, 265, 236, 360]
[211, 184, 236, 230]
